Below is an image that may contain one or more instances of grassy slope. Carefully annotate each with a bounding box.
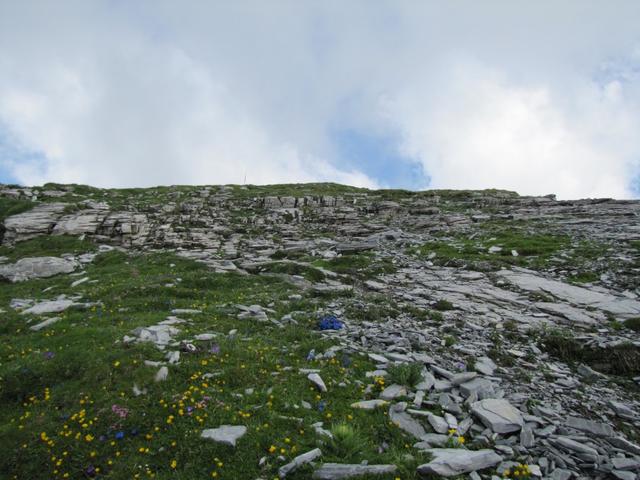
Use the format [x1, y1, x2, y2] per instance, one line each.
[0, 197, 36, 223]
[0, 239, 428, 480]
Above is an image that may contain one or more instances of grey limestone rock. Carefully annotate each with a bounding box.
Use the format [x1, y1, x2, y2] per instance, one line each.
[351, 399, 387, 410]
[389, 403, 427, 439]
[0, 256, 78, 282]
[379, 384, 407, 400]
[278, 448, 322, 478]
[565, 416, 615, 437]
[417, 448, 503, 477]
[201, 425, 247, 447]
[471, 399, 524, 434]
[312, 463, 397, 479]
[308, 373, 328, 392]
[29, 317, 62, 331]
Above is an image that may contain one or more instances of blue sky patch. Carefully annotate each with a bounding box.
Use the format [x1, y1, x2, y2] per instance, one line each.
[330, 127, 429, 190]
[0, 126, 47, 186]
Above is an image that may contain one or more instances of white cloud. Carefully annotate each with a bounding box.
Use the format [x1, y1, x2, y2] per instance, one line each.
[383, 58, 640, 198]
[0, 1, 639, 198]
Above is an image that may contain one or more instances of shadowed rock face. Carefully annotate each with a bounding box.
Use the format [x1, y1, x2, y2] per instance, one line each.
[2, 183, 640, 479]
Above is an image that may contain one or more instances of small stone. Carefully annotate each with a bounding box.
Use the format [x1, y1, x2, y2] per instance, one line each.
[201, 425, 247, 447]
[21, 299, 78, 315]
[451, 372, 477, 385]
[279, 448, 322, 478]
[612, 471, 637, 480]
[414, 434, 450, 448]
[417, 449, 503, 477]
[549, 469, 572, 480]
[444, 413, 458, 430]
[368, 353, 388, 364]
[459, 378, 495, 399]
[166, 351, 180, 364]
[29, 317, 62, 331]
[471, 399, 524, 434]
[312, 463, 397, 479]
[308, 373, 327, 392]
[551, 437, 599, 457]
[380, 384, 407, 400]
[608, 437, 640, 455]
[612, 457, 640, 470]
[609, 401, 637, 421]
[194, 333, 217, 341]
[389, 404, 427, 439]
[427, 414, 450, 434]
[154, 366, 169, 382]
[171, 309, 201, 314]
[71, 277, 89, 287]
[474, 357, 497, 376]
[565, 416, 615, 437]
[520, 425, 535, 448]
[132, 384, 147, 396]
[351, 399, 387, 410]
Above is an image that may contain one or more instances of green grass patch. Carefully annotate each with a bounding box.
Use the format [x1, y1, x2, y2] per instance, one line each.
[410, 228, 576, 271]
[254, 261, 325, 283]
[624, 318, 640, 332]
[0, 249, 428, 479]
[386, 363, 423, 388]
[0, 235, 97, 261]
[314, 253, 396, 281]
[0, 197, 36, 222]
[539, 328, 640, 376]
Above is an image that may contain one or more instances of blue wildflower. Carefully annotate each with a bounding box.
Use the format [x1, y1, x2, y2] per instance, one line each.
[318, 315, 344, 330]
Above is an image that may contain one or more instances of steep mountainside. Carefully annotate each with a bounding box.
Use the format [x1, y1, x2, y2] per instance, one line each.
[1, 182, 639, 480]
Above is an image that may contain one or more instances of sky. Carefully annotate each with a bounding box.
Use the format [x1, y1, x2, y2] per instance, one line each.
[1, 1, 640, 199]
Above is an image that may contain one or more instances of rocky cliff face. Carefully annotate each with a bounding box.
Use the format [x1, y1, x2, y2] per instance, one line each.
[1, 182, 639, 479]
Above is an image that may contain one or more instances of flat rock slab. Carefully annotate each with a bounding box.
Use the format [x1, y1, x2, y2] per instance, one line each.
[459, 377, 496, 399]
[427, 414, 450, 434]
[550, 437, 599, 456]
[3, 203, 66, 242]
[279, 448, 322, 478]
[380, 384, 407, 400]
[20, 299, 78, 315]
[535, 302, 600, 326]
[389, 405, 426, 439]
[417, 449, 503, 477]
[565, 416, 615, 437]
[471, 399, 524, 433]
[497, 270, 640, 318]
[201, 425, 247, 447]
[312, 463, 397, 479]
[474, 356, 497, 376]
[0, 257, 78, 282]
